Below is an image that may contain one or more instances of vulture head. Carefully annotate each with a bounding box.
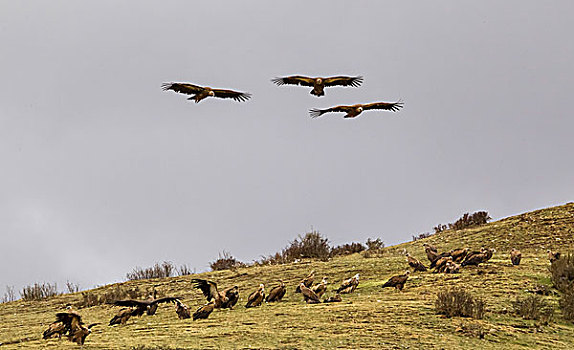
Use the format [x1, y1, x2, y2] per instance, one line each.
[315, 78, 323, 84]
[356, 106, 364, 113]
[208, 90, 215, 97]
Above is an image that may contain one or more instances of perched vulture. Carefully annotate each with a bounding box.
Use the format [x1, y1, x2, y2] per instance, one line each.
[510, 249, 522, 266]
[193, 301, 215, 320]
[295, 270, 315, 293]
[336, 273, 360, 294]
[44, 310, 97, 345]
[191, 278, 239, 309]
[299, 283, 321, 304]
[309, 101, 403, 119]
[162, 82, 251, 103]
[311, 277, 328, 298]
[271, 75, 363, 97]
[109, 308, 136, 326]
[381, 271, 410, 291]
[42, 322, 66, 339]
[548, 250, 561, 263]
[406, 253, 427, 272]
[434, 256, 453, 273]
[482, 248, 496, 262]
[444, 261, 461, 274]
[430, 252, 451, 268]
[423, 243, 438, 253]
[113, 296, 179, 316]
[424, 244, 440, 265]
[68, 323, 98, 346]
[461, 252, 487, 267]
[245, 284, 265, 308]
[449, 248, 469, 263]
[462, 249, 483, 265]
[266, 280, 286, 302]
[175, 299, 190, 319]
[323, 294, 342, 303]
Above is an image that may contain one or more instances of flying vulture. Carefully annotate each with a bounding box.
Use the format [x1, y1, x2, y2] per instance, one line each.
[271, 75, 363, 97]
[299, 283, 321, 304]
[510, 249, 522, 266]
[381, 271, 410, 291]
[295, 270, 315, 293]
[405, 253, 427, 272]
[449, 248, 469, 263]
[193, 301, 215, 320]
[245, 284, 265, 308]
[113, 296, 179, 316]
[191, 278, 239, 309]
[311, 277, 328, 298]
[336, 273, 360, 294]
[175, 299, 191, 319]
[548, 250, 561, 263]
[309, 101, 403, 119]
[266, 280, 286, 302]
[323, 294, 343, 303]
[162, 82, 251, 103]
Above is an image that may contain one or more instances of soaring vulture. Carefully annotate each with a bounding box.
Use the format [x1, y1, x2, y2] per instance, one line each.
[162, 82, 251, 103]
[381, 271, 410, 291]
[295, 270, 315, 293]
[271, 75, 363, 97]
[113, 296, 179, 316]
[191, 278, 239, 309]
[109, 308, 136, 326]
[336, 273, 360, 294]
[449, 248, 469, 263]
[44, 310, 97, 345]
[309, 101, 403, 119]
[323, 294, 342, 303]
[311, 277, 328, 298]
[405, 253, 427, 272]
[266, 280, 286, 302]
[510, 249, 522, 266]
[175, 299, 191, 319]
[245, 284, 265, 308]
[548, 250, 561, 263]
[193, 301, 215, 320]
[299, 283, 321, 304]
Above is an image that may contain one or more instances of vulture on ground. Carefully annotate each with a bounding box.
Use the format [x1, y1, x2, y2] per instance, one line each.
[461, 252, 487, 267]
[193, 301, 215, 320]
[311, 277, 328, 298]
[191, 278, 239, 309]
[548, 250, 561, 263]
[323, 294, 342, 303]
[43, 322, 66, 339]
[406, 253, 427, 272]
[162, 82, 251, 103]
[381, 271, 410, 291]
[113, 296, 179, 316]
[245, 284, 265, 308]
[423, 243, 438, 253]
[482, 248, 496, 262]
[295, 270, 315, 293]
[444, 261, 461, 274]
[44, 310, 97, 345]
[271, 75, 363, 97]
[450, 248, 469, 263]
[109, 308, 136, 326]
[175, 299, 190, 319]
[299, 283, 321, 304]
[433, 256, 453, 273]
[511, 249, 522, 266]
[424, 244, 440, 265]
[310, 101, 403, 119]
[266, 280, 286, 302]
[336, 273, 360, 294]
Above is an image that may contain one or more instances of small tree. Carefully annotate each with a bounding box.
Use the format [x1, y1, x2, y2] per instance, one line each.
[210, 251, 245, 271]
[436, 287, 485, 319]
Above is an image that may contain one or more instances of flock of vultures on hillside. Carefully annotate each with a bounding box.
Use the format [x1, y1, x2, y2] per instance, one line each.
[35, 247, 564, 345]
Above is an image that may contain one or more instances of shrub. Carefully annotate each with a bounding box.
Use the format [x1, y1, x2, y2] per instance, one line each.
[365, 238, 384, 251]
[435, 287, 485, 319]
[434, 224, 448, 234]
[412, 232, 433, 241]
[65, 281, 80, 294]
[283, 230, 331, 261]
[126, 261, 175, 281]
[549, 252, 574, 293]
[177, 264, 194, 276]
[1, 286, 16, 303]
[210, 251, 245, 271]
[449, 211, 491, 231]
[512, 294, 554, 322]
[20, 282, 59, 301]
[330, 242, 365, 257]
[560, 288, 574, 321]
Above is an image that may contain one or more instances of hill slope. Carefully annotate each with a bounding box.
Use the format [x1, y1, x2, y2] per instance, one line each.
[1, 203, 573, 349]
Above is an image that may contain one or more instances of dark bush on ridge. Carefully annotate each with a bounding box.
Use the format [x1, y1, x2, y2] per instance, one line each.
[365, 238, 384, 251]
[412, 232, 433, 241]
[435, 287, 485, 319]
[126, 261, 175, 281]
[331, 242, 366, 257]
[512, 294, 554, 322]
[449, 211, 491, 231]
[549, 252, 574, 293]
[257, 230, 331, 265]
[1, 286, 16, 303]
[210, 251, 245, 271]
[20, 282, 59, 301]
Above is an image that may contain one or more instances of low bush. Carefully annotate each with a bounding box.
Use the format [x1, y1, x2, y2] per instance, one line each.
[412, 232, 433, 241]
[549, 252, 574, 293]
[1, 286, 16, 303]
[512, 294, 554, 322]
[449, 211, 491, 231]
[20, 282, 59, 301]
[435, 287, 485, 319]
[126, 261, 175, 281]
[210, 251, 245, 271]
[330, 242, 365, 257]
[559, 288, 574, 321]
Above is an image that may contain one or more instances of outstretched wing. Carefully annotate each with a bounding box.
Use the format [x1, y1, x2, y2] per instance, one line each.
[150, 296, 180, 305]
[55, 312, 82, 330]
[309, 105, 353, 118]
[162, 82, 206, 95]
[271, 76, 315, 87]
[191, 279, 219, 301]
[362, 100, 404, 112]
[113, 299, 149, 307]
[323, 76, 363, 87]
[212, 89, 251, 102]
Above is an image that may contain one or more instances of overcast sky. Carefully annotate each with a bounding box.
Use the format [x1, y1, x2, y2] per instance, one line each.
[1, 1, 573, 292]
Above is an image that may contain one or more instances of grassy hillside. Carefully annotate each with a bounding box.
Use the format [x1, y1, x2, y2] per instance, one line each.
[1, 203, 573, 349]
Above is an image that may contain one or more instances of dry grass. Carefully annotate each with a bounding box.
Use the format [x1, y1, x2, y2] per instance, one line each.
[1, 203, 574, 349]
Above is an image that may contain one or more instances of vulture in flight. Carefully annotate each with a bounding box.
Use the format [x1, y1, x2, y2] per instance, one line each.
[295, 270, 315, 293]
[266, 280, 286, 303]
[191, 278, 239, 309]
[299, 283, 321, 304]
[381, 271, 410, 291]
[548, 250, 561, 263]
[271, 75, 363, 97]
[112, 296, 180, 316]
[336, 273, 360, 294]
[162, 82, 251, 103]
[309, 101, 403, 119]
[44, 310, 97, 345]
[405, 253, 427, 272]
[193, 301, 215, 320]
[311, 277, 328, 298]
[511, 249, 522, 266]
[245, 284, 265, 308]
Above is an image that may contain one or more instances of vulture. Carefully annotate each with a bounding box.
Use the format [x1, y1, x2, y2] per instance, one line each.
[461, 252, 487, 267]
[266, 280, 286, 302]
[444, 261, 461, 274]
[109, 308, 136, 326]
[423, 243, 438, 253]
[309, 101, 403, 119]
[406, 253, 427, 272]
[430, 252, 451, 268]
[323, 294, 342, 303]
[162, 82, 251, 103]
[381, 271, 410, 291]
[175, 299, 191, 319]
[191, 278, 239, 309]
[295, 270, 315, 293]
[299, 283, 321, 304]
[193, 301, 215, 320]
[43, 321, 66, 339]
[548, 250, 561, 263]
[44, 310, 97, 345]
[462, 249, 483, 264]
[311, 277, 328, 298]
[449, 248, 469, 263]
[511, 249, 522, 266]
[245, 284, 265, 308]
[271, 75, 363, 97]
[424, 244, 440, 264]
[434, 256, 453, 273]
[336, 273, 360, 294]
[482, 248, 496, 262]
[113, 296, 179, 316]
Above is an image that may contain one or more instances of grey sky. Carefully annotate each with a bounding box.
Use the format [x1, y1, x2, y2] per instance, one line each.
[1, 1, 573, 292]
